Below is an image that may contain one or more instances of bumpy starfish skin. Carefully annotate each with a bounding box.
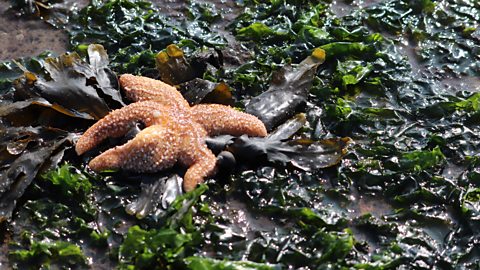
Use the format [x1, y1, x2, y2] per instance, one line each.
[88, 120, 217, 192]
[119, 74, 189, 108]
[76, 101, 176, 155]
[191, 104, 268, 137]
[77, 74, 267, 191]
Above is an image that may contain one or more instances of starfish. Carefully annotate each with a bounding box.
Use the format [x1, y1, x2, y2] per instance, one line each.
[76, 74, 267, 191]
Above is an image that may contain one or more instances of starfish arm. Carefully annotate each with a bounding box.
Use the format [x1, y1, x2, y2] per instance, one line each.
[77, 75, 268, 192]
[88, 125, 179, 172]
[75, 101, 172, 155]
[119, 74, 190, 109]
[177, 122, 217, 192]
[183, 151, 216, 192]
[190, 104, 268, 137]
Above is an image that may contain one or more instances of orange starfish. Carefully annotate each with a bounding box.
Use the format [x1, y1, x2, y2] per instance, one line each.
[76, 75, 267, 191]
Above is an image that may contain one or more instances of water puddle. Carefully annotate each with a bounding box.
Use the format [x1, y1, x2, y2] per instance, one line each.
[214, 197, 279, 240]
[152, 0, 187, 18]
[437, 76, 480, 94]
[331, 0, 384, 17]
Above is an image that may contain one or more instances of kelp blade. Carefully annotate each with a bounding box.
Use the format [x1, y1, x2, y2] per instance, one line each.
[13, 44, 123, 120]
[0, 125, 73, 222]
[246, 49, 326, 130]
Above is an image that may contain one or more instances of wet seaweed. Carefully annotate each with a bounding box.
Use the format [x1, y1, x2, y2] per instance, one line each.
[1, 0, 480, 268]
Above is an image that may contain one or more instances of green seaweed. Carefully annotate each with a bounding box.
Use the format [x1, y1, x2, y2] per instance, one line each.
[118, 185, 207, 269]
[185, 257, 280, 270]
[9, 0, 80, 27]
[41, 163, 92, 198]
[10, 241, 87, 269]
[69, 0, 225, 75]
[1, 0, 480, 269]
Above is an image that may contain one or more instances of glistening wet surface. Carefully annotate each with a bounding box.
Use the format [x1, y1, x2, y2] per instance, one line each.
[332, 0, 480, 95]
[0, 0, 78, 60]
[331, 0, 385, 17]
[1, 0, 479, 268]
[0, 0, 405, 249]
[0, 0, 242, 60]
[0, 0, 169, 60]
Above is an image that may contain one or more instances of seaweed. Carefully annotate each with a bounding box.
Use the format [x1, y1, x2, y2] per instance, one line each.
[10, 240, 87, 269]
[364, 0, 480, 77]
[125, 174, 183, 219]
[185, 257, 280, 270]
[118, 185, 207, 269]
[12, 44, 123, 120]
[245, 48, 325, 130]
[9, 0, 81, 27]
[69, 0, 225, 75]
[1, 0, 480, 268]
[0, 45, 122, 222]
[0, 126, 73, 222]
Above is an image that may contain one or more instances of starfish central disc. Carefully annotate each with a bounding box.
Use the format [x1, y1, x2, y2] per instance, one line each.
[76, 74, 267, 191]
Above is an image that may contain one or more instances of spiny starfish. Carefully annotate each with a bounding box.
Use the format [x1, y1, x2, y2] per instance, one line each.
[76, 74, 267, 191]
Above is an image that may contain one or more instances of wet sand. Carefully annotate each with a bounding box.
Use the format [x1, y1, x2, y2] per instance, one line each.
[0, 1, 71, 60]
